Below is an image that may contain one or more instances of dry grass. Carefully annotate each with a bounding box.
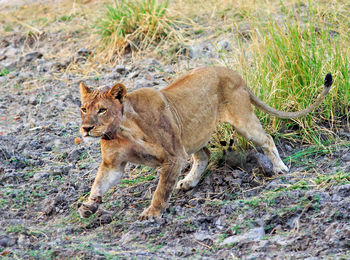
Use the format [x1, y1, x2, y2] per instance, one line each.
[93, 0, 188, 60]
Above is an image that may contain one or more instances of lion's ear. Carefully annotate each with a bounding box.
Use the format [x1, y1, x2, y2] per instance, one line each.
[80, 82, 92, 99]
[108, 83, 127, 101]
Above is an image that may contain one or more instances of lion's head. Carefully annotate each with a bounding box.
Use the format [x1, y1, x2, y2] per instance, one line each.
[79, 82, 127, 140]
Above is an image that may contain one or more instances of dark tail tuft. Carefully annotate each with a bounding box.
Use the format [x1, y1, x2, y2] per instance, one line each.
[324, 73, 333, 88]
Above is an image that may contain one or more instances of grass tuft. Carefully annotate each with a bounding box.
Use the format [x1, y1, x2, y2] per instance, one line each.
[233, 8, 349, 143]
[94, 0, 184, 59]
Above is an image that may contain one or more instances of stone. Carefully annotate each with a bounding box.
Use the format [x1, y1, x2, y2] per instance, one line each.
[285, 144, 293, 152]
[193, 231, 213, 241]
[67, 147, 86, 162]
[77, 48, 90, 57]
[221, 227, 265, 245]
[115, 65, 126, 74]
[37, 62, 53, 73]
[0, 39, 10, 48]
[33, 172, 50, 181]
[217, 39, 232, 52]
[106, 72, 119, 80]
[342, 153, 350, 162]
[256, 153, 274, 174]
[334, 184, 350, 198]
[29, 95, 38, 105]
[0, 236, 10, 247]
[225, 151, 245, 168]
[25, 51, 43, 62]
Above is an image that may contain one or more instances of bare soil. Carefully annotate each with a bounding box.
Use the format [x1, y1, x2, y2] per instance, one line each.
[0, 21, 349, 260]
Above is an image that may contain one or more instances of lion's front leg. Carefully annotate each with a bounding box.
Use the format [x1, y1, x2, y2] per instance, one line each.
[79, 162, 124, 218]
[139, 158, 184, 220]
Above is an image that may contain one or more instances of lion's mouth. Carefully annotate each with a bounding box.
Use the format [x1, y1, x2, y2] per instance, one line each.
[82, 132, 100, 138]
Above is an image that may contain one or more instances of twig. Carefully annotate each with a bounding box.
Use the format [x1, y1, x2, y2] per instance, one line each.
[194, 239, 212, 249]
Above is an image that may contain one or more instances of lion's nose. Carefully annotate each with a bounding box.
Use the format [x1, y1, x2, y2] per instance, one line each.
[83, 126, 94, 133]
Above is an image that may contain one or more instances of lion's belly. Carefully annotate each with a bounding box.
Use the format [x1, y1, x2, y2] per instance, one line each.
[182, 115, 218, 155]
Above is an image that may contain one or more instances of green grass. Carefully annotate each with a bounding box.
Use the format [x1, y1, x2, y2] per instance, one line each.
[233, 5, 349, 144]
[0, 67, 10, 77]
[284, 142, 346, 160]
[94, 0, 184, 58]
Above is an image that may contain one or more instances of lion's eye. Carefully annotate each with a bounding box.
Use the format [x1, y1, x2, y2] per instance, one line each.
[81, 108, 87, 113]
[98, 108, 107, 114]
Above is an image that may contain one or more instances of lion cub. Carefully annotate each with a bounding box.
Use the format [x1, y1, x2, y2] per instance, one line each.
[78, 67, 332, 220]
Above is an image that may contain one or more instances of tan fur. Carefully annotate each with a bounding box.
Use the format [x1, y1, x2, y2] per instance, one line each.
[78, 67, 331, 220]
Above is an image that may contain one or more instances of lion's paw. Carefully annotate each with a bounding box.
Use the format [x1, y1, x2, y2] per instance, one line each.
[78, 203, 99, 218]
[138, 206, 162, 221]
[273, 163, 289, 174]
[176, 179, 193, 191]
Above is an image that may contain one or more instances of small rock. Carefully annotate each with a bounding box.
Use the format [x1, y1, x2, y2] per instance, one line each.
[232, 170, 244, 179]
[0, 39, 10, 48]
[265, 180, 279, 190]
[25, 51, 43, 62]
[77, 48, 90, 57]
[246, 152, 274, 176]
[37, 62, 53, 73]
[127, 70, 139, 78]
[193, 231, 212, 242]
[0, 236, 10, 247]
[334, 184, 350, 198]
[33, 172, 50, 181]
[225, 151, 245, 168]
[115, 65, 126, 74]
[106, 72, 119, 80]
[67, 147, 86, 162]
[215, 216, 226, 230]
[220, 203, 237, 214]
[342, 153, 350, 162]
[135, 79, 153, 89]
[221, 227, 265, 245]
[60, 165, 72, 175]
[285, 144, 293, 152]
[29, 95, 38, 105]
[256, 153, 274, 175]
[75, 57, 87, 63]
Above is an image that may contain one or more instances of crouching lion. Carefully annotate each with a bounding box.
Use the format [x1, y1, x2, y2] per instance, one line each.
[78, 66, 332, 220]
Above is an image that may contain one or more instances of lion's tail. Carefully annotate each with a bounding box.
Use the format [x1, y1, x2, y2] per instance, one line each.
[248, 73, 333, 119]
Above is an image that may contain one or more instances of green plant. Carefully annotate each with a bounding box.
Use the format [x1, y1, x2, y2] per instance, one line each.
[0, 67, 10, 77]
[58, 14, 73, 22]
[95, 0, 183, 57]
[234, 10, 349, 143]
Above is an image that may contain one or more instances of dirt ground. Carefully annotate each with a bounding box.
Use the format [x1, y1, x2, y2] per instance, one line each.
[0, 2, 350, 259]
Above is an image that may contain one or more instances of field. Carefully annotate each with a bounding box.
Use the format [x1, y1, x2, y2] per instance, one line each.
[0, 0, 349, 258]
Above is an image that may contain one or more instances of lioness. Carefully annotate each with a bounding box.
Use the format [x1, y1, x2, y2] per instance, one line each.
[78, 67, 332, 219]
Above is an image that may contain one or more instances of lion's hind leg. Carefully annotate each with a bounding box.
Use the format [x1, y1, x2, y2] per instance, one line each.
[176, 147, 209, 191]
[225, 110, 289, 174]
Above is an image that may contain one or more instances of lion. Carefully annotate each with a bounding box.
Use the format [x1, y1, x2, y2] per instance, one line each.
[77, 66, 332, 220]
